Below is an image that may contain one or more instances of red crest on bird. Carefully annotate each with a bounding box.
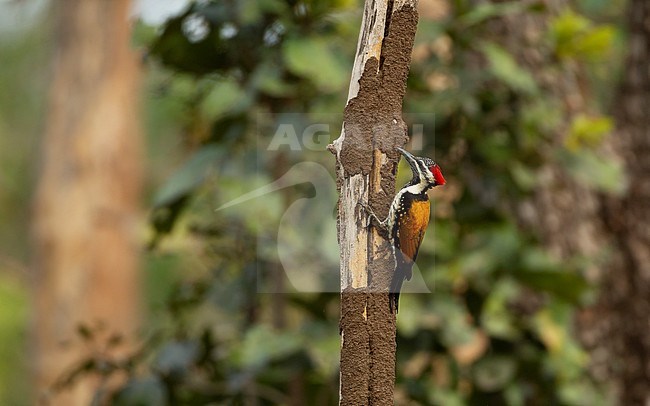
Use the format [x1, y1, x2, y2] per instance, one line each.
[430, 165, 445, 186]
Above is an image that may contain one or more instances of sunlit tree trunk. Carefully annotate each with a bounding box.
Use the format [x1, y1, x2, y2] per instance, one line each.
[331, 1, 419, 404]
[31, 0, 141, 404]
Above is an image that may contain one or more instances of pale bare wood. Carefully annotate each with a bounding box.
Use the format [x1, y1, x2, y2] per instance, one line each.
[333, 0, 419, 291]
[333, 0, 390, 292]
[333, 1, 419, 404]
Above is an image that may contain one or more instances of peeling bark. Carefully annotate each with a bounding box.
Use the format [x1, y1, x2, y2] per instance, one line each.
[331, 1, 419, 404]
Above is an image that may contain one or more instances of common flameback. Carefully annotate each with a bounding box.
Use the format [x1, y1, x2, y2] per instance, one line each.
[365, 148, 445, 313]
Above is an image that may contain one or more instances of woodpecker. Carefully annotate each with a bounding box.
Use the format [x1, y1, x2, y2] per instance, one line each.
[365, 148, 446, 313]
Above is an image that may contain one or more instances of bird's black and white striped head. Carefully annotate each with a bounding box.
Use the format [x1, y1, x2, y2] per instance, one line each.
[397, 147, 446, 194]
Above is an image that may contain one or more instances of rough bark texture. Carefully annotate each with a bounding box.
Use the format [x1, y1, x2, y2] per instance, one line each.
[488, 0, 606, 264]
[482, 0, 612, 396]
[332, 1, 419, 404]
[597, 0, 650, 403]
[494, 1, 650, 403]
[32, 0, 141, 404]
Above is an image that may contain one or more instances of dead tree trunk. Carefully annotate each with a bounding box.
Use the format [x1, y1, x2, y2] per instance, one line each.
[598, 0, 650, 403]
[330, 1, 419, 404]
[32, 0, 142, 404]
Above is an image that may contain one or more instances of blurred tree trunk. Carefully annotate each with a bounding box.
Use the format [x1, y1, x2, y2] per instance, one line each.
[597, 0, 650, 403]
[32, 0, 142, 404]
[496, 0, 650, 403]
[331, 1, 419, 404]
[494, 0, 606, 264]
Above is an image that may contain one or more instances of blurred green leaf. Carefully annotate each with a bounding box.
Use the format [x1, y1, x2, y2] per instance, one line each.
[514, 268, 589, 303]
[533, 304, 589, 381]
[561, 149, 626, 194]
[521, 98, 563, 143]
[200, 76, 249, 120]
[0, 274, 28, 404]
[510, 162, 538, 190]
[304, 323, 340, 377]
[457, 1, 530, 28]
[550, 10, 615, 61]
[430, 388, 466, 406]
[551, 10, 590, 44]
[396, 295, 423, 337]
[283, 37, 347, 92]
[481, 42, 538, 94]
[217, 173, 285, 234]
[169, 74, 199, 103]
[252, 61, 295, 96]
[481, 279, 520, 339]
[473, 356, 517, 391]
[575, 26, 616, 59]
[236, 325, 302, 369]
[153, 145, 224, 208]
[559, 379, 608, 406]
[505, 384, 526, 406]
[433, 295, 476, 346]
[113, 377, 168, 406]
[132, 20, 158, 47]
[565, 114, 613, 150]
[238, 0, 287, 24]
[155, 340, 199, 378]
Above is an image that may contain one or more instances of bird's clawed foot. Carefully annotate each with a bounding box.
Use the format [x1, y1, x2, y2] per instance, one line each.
[357, 201, 388, 232]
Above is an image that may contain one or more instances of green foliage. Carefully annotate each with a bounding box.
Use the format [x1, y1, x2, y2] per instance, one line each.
[234, 325, 303, 368]
[550, 10, 616, 61]
[473, 355, 517, 391]
[283, 37, 348, 91]
[199, 77, 249, 121]
[0, 274, 28, 405]
[53, 0, 624, 404]
[114, 378, 167, 406]
[456, 1, 533, 28]
[0, 14, 50, 405]
[565, 114, 613, 150]
[481, 42, 538, 94]
[561, 149, 626, 194]
[153, 145, 225, 209]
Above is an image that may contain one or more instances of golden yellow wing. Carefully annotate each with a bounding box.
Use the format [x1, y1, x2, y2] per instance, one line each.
[395, 199, 430, 264]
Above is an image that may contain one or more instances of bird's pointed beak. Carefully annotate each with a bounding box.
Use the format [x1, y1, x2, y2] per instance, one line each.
[397, 147, 419, 176]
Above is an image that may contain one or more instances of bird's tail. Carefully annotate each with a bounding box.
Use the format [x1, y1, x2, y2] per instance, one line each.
[389, 275, 405, 313]
[389, 255, 413, 313]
